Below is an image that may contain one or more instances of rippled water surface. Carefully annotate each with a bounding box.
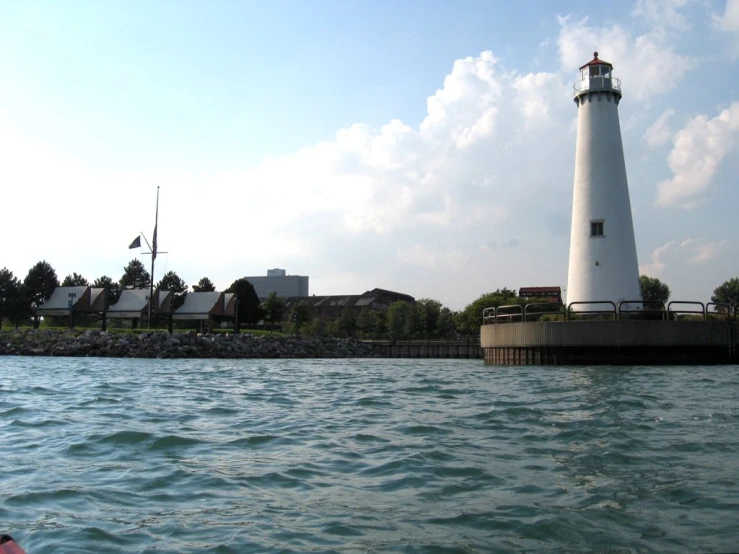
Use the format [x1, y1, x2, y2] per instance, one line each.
[1, 357, 737, 553]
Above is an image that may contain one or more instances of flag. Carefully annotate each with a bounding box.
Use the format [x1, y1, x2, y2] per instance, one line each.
[129, 236, 141, 249]
[152, 223, 158, 261]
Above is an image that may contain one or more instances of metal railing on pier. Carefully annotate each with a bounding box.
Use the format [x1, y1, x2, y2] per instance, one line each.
[482, 300, 738, 324]
[524, 302, 566, 322]
[568, 301, 617, 321]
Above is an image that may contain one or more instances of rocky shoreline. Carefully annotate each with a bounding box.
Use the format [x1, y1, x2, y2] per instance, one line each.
[0, 329, 377, 359]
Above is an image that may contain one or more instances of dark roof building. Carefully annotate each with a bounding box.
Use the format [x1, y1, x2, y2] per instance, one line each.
[281, 288, 414, 320]
[173, 292, 237, 320]
[107, 289, 173, 319]
[35, 286, 106, 316]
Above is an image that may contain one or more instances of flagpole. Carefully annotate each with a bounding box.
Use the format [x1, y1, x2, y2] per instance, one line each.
[148, 186, 160, 329]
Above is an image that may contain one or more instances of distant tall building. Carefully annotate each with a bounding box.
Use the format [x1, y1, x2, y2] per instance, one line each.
[246, 269, 309, 299]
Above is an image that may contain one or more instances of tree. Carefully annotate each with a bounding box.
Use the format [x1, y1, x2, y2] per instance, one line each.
[262, 291, 286, 329]
[711, 277, 739, 311]
[92, 275, 121, 308]
[326, 319, 342, 338]
[306, 318, 328, 337]
[0, 268, 24, 328]
[387, 301, 412, 340]
[62, 273, 89, 287]
[226, 278, 264, 325]
[338, 306, 358, 338]
[120, 259, 151, 290]
[457, 288, 518, 336]
[290, 303, 312, 336]
[23, 260, 60, 306]
[376, 311, 388, 338]
[639, 275, 670, 305]
[404, 303, 424, 339]
[416, 298, 443, 338]
[494, 287, 517, 298]
[192, 277, 216, 292]
[157, 271, 188, 310]
[357, 308, 379, 339]
[436, 307, 457, 340]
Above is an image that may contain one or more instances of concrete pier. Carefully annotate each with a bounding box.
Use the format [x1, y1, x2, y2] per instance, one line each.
[481, 320, 738, 365]
[370, 342, 483, 359]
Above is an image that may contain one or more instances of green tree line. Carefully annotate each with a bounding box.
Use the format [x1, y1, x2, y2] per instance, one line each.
[2, 260, 737, 334]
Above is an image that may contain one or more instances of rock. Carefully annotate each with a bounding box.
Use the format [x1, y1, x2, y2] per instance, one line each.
[0, 329, 376, 360]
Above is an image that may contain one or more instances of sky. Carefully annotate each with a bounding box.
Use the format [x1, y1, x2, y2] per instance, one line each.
[1, 0, 737, 310]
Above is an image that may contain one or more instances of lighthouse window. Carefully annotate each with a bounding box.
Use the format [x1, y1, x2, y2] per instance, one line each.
[590, 221, 604, 237]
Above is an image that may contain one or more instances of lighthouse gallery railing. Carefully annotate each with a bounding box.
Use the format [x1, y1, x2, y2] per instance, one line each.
[573, 76, 622, 95]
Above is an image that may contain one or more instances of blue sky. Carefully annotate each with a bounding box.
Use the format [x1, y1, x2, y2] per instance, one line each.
[1, 0, 737, 309]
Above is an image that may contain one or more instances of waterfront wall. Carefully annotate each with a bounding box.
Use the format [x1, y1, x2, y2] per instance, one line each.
[369, 342, 483, 359]
[481, 321, 738, 365]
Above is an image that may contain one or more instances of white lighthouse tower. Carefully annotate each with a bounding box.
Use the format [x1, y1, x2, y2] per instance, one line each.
[566, 52, 641, 310]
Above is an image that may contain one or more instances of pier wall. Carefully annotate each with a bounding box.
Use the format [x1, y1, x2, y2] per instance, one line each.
[481, 321, 738, 365]
[370, 342, 483, 359]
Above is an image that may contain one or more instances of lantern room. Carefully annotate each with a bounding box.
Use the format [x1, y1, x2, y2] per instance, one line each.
[573, 51, 622, 99]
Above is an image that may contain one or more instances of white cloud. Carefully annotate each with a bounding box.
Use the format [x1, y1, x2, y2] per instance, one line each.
[640, 241, 677, 275]
[232, 50, 568, 243]
[640, 237, 729, 276]
[633, 0, 694, 30]
[714, 0, 739, 57]
[715, 0, 739, 32]
[656, 102, 739, 208]
[421, 51, 503, 145]
[396, 244, 468, 269]
[643, 109, 676, 146]
[557, 15, 695, 101]
[512, 72, 563, 128]
[680, 237, 729, 263]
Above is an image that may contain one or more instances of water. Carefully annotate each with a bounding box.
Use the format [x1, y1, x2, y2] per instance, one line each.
[0, 357, 737, 553]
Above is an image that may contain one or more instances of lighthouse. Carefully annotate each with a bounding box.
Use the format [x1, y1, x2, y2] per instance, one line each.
[566, 52, 641, 310]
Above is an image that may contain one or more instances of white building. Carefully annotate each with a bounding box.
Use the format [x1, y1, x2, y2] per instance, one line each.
[246, 269, 309, 299]
[566, 52, 642, 310]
